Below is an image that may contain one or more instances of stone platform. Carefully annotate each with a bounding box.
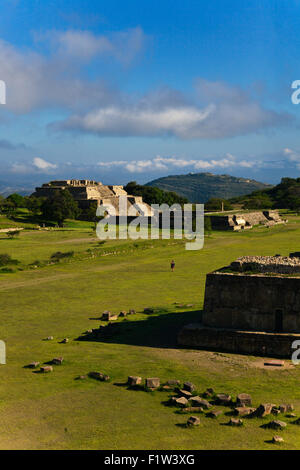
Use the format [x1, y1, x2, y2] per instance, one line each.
[177, 323, 300, 358]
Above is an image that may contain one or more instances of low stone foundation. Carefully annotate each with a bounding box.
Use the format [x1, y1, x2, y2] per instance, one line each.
[177, 323, 300, 358]
[208, 210, 286, 231]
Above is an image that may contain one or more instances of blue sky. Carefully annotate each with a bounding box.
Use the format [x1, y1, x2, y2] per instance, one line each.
[1, 0, 300, 189]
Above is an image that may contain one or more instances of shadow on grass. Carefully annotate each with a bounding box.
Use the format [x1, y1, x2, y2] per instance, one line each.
[76, 309, 202, 349]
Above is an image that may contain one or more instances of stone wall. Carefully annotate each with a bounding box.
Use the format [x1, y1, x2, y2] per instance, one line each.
[177, 324, 299, 358]
[231, 255, 300, 274]
[203, 272, 300, 333]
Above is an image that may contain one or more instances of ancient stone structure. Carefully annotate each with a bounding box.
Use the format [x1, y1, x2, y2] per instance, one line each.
[208, 210, 285, 231]
[178, 255, 300, 357]
[33, 179, 152, 216]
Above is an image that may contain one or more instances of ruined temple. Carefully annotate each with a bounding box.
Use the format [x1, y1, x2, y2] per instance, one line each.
[33, 179, 153, 216]
[178, 254, 300, 357]
[208, 210, 286, 231]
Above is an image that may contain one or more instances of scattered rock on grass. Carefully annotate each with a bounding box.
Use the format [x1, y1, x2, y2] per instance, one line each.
[101, 311, 111, 321]
[88, 371, 110, 381]
[119, 311, 127, 317]
[178, 389, 193, 399]
[236, 393, 252, 407]
[52, 357, 64, 365]
[181, 407, 203, 414]
[145, 377, 160, 389]
[216, 394, 232, 405]
[28, 362, 40, 369]
[254, 403, 274, 417]
[229, 418, 243, 426]
[183, 382, 196, 393]
[40, 366, 53, 373]
[272, 435, 284, 443]
[279, 404, 294, 413]
[235, 407, 256, 417]
[173, 397, 189, 408]
[61, 338, 69, 344]
[267, 420, 287, 430]
[127, 376, 142, 387]
[166, 380, 181, 387]
[187, 416, 200, 426]
[189, 397, 211, 409]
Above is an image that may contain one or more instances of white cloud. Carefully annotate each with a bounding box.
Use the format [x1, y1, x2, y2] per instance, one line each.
[283, 148, 300, 168]
[11, 157, 57, 174]
[36, 27, 145, 64]
[33, 157, 57, 171]
[97, 154, 258, 173]
[0, 27, 145, 113]
[54, 81, 291, 139]
[0, 31, 292, 140]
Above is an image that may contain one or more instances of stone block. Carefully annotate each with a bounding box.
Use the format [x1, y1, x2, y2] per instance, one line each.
[183, 382, 196, 393]
[127, 376, 142, 387]
[145, 377, 160, 389]
[187, 416, 200, 426]
[236, 393, 252, 407]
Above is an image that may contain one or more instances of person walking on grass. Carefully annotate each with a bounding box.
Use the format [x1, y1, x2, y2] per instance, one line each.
[171, 259, 175, 272]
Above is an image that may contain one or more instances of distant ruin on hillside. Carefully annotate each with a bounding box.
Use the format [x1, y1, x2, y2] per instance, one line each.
[33, 179, 153, 216]
[178, 254, 300, 357]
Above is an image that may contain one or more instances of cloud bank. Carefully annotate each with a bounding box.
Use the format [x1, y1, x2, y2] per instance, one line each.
[0, 30, 292, 139]
[0, 27, 145, 113]
[52, 81, 292, 139]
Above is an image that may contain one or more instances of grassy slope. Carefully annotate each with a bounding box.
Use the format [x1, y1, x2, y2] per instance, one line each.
[0, 220, 300, 449]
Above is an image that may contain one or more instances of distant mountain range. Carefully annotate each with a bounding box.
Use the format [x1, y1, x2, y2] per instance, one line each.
[0, 183, 33, 197]
[146, 172, 272, 203]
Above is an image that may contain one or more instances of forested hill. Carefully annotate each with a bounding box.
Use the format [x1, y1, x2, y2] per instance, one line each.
[228, 177, 300, 210]
[146, 172, 271, 203]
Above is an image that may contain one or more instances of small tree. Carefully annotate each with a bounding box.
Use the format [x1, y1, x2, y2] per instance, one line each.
[1, 199, 16, 217]
[6, 193, 26, 208]
[25, 196, 45, 215]
[6, 230, 21, 239]
[41, 190, 80, 226]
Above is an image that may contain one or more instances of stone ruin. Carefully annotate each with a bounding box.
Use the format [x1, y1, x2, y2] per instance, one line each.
[209, 210, 286, 231]
[33, 179, 153, 216]
[178, 254, 300, 357]
[231, 254, 300, 274]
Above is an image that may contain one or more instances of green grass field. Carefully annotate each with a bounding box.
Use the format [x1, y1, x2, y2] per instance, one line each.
[1, 217, 300, 449]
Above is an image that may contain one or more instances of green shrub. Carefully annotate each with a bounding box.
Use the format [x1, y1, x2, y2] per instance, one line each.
[50, 251, 74, 261]
[0, 254, 19, 266]
[0, 267, 15, 273]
